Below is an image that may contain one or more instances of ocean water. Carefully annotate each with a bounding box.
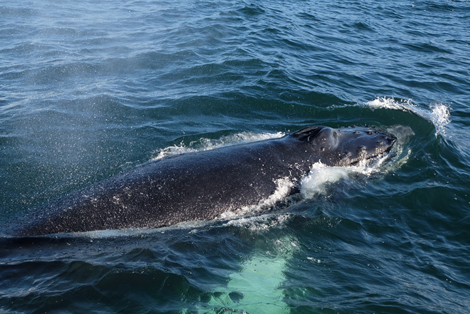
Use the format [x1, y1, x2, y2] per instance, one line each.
[1, 0, 469, 313]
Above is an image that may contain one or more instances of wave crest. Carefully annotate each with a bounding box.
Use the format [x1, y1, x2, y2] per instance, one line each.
[365, 97, 450, 137]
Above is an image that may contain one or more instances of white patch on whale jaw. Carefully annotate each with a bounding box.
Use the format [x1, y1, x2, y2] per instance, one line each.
[218, 177, 296, 221]
[258, 177, 295, 209]
[335, 148, 382, 168]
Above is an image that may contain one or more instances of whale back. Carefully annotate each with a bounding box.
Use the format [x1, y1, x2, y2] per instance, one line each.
[14, 125, 396, 236]
[15, 135, 312, 236]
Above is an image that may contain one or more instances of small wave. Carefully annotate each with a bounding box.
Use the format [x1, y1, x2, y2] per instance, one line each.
[365, 97, 451, 137]
[222, 213, 293, 231]
[153, 131, 285, 160]
[299, 159, 383, 200]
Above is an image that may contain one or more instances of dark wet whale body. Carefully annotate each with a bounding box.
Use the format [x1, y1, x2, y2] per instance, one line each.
[16, 126, 396, 236]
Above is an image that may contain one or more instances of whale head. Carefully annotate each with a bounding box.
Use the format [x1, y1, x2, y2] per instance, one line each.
[292, 125, 397, 166]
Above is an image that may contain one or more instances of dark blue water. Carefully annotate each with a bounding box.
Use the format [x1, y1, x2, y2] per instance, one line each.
[1, 0, 469, 313]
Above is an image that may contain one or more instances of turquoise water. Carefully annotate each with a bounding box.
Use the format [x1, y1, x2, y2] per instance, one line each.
[1, 0, 469, 313]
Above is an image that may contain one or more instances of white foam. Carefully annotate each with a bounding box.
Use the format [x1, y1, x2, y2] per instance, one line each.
[222, 213, 293, 231]
[218, 177, 295, 228]
[366, 97, 416, 111]
[63, 219, 215, 239]
[154, 131, 285, 160]
[430, 103, 451, 137]
[300, 163, 354, 199]
[299, 159, 382, 200]
[365, 97, 451, 137]
[259, 177, 295, 209]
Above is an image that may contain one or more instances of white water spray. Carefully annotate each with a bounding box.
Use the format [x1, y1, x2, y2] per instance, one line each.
[154, 131, 285, 160]
[365, 97, 450, 137]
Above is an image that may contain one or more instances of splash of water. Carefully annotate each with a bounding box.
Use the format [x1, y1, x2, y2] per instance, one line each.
[300, 163, 355, 199]
[365, 97, 451, 137]
[430, 102, 451, 137]
[154, 131, 285, 160]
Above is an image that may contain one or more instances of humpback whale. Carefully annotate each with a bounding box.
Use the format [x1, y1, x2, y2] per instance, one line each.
[15, 125, 396, 236]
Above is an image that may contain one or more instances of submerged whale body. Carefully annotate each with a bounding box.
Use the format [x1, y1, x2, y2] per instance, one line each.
[16, 126, 396, 236]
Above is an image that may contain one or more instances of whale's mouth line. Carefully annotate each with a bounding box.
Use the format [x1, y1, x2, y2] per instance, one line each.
[348, 150, 390, 166]
[345, 136, 397, 167]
